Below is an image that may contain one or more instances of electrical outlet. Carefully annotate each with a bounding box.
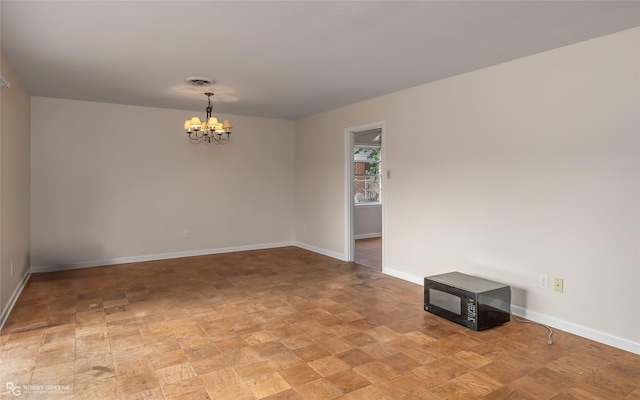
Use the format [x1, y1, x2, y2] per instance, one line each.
[539, 274, 549, 289]
[554, 278, 564, 293]
[10, 261, 14, 275]
[183, 230, 189, 239]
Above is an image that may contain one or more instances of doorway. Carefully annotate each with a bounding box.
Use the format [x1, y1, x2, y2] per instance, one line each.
[355, 237, 382, 270]
[345, 122, 384, 271]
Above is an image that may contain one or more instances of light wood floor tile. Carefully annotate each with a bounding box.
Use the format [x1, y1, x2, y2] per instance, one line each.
[408, 357, 470, 389]
[0, 246, 637, 399]
[584, 363, 639, 398]
[234, 360, 274, 379]
[155, 362, 197, 386]
[204, 382, 255, 400]
[190, 354, 227, 375]
[72, 379, 117, 400]
[278, 364, 322, 387]
[244, 372, 291, 398]
[335, 348, 375, 368]
[625, 388, 640, 400]
[339, 384, 391, 400]
[280, 334, 315, 350]
[377, 374, 428, 399]
[116, 371, 161, 398]
[381, 351, 422, 372]
[293, 378, 342, 399]
[120, 385, 164, 400]
[34, 347, 75, 368]
[149, 349, 189, 370]
[429, 369, 503, 399]
[505, 373, 567, 399]
[353, 360, 398, 383]
[31, 361, 74, 386]
[73, 354, 115, 386]
[261, 388, 303, 400]
[451, 349, 494, 370]
[324, 369, 371, 394]
[114, 356, 155, 379]
[182, 343, 221, 361]
[307, 355, 352, 377]
[145, 335, 181, 353]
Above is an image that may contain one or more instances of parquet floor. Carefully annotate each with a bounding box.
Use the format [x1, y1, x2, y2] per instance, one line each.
[354, 238, 381, 271]
[1, 247, 638, 399]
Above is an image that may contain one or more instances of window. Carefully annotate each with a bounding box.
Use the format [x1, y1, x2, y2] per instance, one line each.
[354, 146, 381, 205]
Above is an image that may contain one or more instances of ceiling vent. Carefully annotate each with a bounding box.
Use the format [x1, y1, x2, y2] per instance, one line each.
[185, 76, 215, 87]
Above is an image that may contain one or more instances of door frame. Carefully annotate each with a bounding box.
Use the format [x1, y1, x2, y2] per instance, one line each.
[344, 121, 385, 263]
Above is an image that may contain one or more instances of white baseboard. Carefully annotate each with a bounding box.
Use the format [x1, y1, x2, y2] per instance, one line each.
[292, 241, 348, 261]
[383, 266, 424, 285]
[0, 269, 31, 331]
[510, 305, 640, 355]
[383, 266, 639, 355]
[354, 233, 382, 240]
[30, 241, 295, 273]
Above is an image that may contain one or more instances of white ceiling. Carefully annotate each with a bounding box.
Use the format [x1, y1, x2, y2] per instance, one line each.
[2, 1, 639, 120]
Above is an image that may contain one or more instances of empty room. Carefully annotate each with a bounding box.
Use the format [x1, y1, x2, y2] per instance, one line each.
[0, 1, 639, 399]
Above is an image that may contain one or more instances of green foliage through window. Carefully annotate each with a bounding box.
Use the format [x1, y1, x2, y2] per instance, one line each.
[354, 146, 382, 204]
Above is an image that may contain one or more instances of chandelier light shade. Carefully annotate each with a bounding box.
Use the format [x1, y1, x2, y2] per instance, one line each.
[183, 92, 233, 144]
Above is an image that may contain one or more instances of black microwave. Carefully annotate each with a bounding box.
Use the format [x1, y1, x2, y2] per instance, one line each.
[424, 272, 511, 331]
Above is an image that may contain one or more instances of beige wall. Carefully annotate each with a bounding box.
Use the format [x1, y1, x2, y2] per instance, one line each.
[31, 97, 294, 270]
[293, 28, 640, 351]
[0, 54, 31, 327]
[354, 205, 382, 238]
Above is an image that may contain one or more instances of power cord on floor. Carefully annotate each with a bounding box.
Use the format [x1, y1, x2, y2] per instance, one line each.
[512, 313, 554, 345]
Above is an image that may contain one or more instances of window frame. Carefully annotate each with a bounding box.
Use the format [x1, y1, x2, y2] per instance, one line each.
[354, 145, 382, 206]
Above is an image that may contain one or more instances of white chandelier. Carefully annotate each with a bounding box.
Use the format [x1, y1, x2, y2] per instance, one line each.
[183, 92, 233, 145]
